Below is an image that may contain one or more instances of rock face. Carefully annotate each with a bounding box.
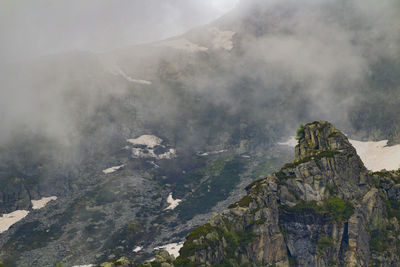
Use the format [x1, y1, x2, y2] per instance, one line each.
[146, 121, 400, 267]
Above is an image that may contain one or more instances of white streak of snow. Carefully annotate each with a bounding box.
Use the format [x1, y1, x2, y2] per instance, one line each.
[164, 193, 182, 210]
[31, 196, 57, 210]
[0, 210, 29, 233]
[133, 246, 143, 253]
[102, 165, 124, 174]
[116, 68, 152, 85]
[198, 150, 227, 156]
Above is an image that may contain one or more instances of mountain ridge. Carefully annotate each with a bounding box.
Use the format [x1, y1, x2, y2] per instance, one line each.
[127, 121, 400, 267]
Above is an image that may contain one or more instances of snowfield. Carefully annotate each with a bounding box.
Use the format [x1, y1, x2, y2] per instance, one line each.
[0, 210, 29, 233]
[278, 136, 400, 171]
[31, 196, 58, 210]
[349, 140, 400, 172]
[164, 193, 182, 210]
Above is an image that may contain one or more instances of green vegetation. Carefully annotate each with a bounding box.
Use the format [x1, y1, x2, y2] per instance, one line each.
[281, 196, 354, 222]
[384, 199, 400, 219]
[177, 157, 245, 220]
[176, 216, 261, 266]
[324, 196, 354, 222]
[245, 178, 265, 191]
[281, 200, 323, 214]
[369, 229, 391, 253]
[281, 150, 340, 170]
[316, 236, 333, 250]
[228, 195, 253, 208]
[296, 124, 305, 140]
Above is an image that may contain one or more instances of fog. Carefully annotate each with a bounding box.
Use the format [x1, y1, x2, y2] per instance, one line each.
[0, 0, 238, 63]
[0, 0, 399, 156]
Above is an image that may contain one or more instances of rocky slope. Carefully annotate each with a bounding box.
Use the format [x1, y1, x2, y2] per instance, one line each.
[1, 0, 400, 265]
[136, 121, 400, 267]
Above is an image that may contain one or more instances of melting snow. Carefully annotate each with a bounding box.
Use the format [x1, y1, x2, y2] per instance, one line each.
[127, 135, 163, 148]
[133, 246, 143, 253]
[349, 140, 400, 171]
[102, 165, 124, 174]
[164, 193, 182, 210]
[277, 136, 400, 171]
[0, 210, 29, 233]
[31, 196, 57, 210]
[154, 242, 184, 258]
[127, 135, 176, 159]
[159, 38, 208, 52]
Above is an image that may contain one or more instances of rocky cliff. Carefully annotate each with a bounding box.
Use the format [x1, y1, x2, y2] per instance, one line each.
[131, 121, 400, 267]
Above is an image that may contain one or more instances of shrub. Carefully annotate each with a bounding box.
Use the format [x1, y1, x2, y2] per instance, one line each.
[281, 197, 354, 222]
[323, 197, 354, 222]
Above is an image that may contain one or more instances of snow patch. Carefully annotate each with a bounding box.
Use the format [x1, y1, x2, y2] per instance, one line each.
[31, 196, 57, 210]
[133, 246, 143, 253]
[277, 136, 400, 171]
[72, 265, 94, 267]
[349, 140, 400, 171]
[154, 242, 184, 258]
[127, 135, 176, 159]
[164, 193, 182, 210]
[127, 135, 163, 148]
[0, 210, 29, 233]
[198, 149, 227, 156]
[159, 38, 208, 52]
[102, 165, 124, 174]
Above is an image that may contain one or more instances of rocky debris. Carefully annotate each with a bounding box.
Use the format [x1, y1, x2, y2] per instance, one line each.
[141, 121, 400, 266]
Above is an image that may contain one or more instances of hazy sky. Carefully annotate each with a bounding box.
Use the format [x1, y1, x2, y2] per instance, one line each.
[0, 0, 238, 63]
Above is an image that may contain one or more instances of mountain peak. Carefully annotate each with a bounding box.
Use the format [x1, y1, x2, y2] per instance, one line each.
[295, 121, 353, 161]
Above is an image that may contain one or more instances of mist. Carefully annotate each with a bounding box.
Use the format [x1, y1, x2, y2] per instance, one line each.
[0, 0, 400, 158]
[0, 0, 239, 63]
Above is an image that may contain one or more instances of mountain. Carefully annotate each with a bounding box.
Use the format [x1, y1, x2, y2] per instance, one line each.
[133, 121, 400, 266]
[0, 0, 400, 266]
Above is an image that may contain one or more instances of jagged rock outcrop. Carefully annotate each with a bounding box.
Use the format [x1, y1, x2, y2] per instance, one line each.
[143, 121, 400, 267]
